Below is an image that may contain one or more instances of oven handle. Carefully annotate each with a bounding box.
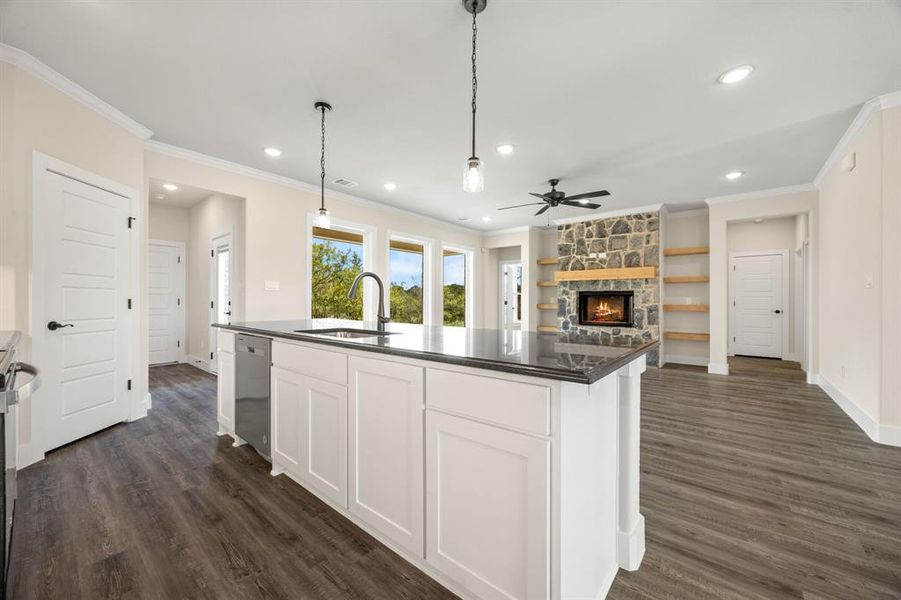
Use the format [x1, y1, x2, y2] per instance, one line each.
[0, 362, 41, 406]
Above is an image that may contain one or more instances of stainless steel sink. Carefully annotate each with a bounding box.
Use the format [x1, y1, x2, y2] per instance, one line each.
[294, 328, 400, 339]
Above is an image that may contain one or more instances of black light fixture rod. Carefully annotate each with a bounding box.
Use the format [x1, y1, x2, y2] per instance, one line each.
[315, 101, 332, 211]
[470, 2, 477, 159]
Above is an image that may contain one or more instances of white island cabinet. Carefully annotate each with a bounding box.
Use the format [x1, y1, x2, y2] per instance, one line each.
[214, 328, 649, 600]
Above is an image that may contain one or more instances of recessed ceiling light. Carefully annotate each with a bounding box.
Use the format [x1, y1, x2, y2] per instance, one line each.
[163, 183, 178, 191]
[496, 143, 515, 155]
[384, 182, 397, 191]
[264, 147, 282, 158]
[725, 171, 744, 180]
[457, 216, 471, 222]
[155, 195, 164, 200]
[718, 65, 754, 84]
[754, 218, 764, 224]
[481, 216, 491, 222]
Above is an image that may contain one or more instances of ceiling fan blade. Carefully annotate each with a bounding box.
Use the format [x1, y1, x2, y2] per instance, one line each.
[561, 200, 602, 209]
[529, 192, 552, 200]
[564, 190, 610, 201]
[535, 204, 550, 216]
[497, 202, 545, 211]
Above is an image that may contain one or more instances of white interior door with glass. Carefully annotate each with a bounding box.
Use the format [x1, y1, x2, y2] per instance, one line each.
[209, 232, 233, 373]
[729, 250, 788, 359]
[148, 240, 185, 365]
[501, 261, 523, 333]
[31, 158, 137, 458]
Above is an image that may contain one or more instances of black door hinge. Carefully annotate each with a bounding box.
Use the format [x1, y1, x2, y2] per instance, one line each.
[211, 249, 215, 258]
[127, 216, 136, 229]
[127, 379, 132, 391]
[177, 298, 181, 306]
[210, 352, 214, 360]
[127, 298, 132, 309]
[177, 340, 181, 348]
[210, 300, 214, 309]
[177, 256, 181, 264]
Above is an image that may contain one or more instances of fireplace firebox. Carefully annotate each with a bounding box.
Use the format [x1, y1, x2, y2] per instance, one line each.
[578, 291, 634, 327]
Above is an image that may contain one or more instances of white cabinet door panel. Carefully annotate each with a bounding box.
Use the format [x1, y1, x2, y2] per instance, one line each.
[426, 411, 549, 600]
[217, 350, 235, 435]
[349, 356, 424, 557]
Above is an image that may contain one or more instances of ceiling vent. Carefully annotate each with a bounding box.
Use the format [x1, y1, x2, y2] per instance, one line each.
[332, 178, 358, 189]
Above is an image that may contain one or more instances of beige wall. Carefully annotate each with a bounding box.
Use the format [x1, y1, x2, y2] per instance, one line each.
[707, 188, 818, 375]
[149, 203, 190, 243]
[143, 149, 484, 332]
[0, 63, 147, 462]
[818, 105, 901, 438]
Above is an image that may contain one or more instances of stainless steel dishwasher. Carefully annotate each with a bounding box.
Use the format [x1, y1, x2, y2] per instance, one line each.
[235, 334, 271, 460]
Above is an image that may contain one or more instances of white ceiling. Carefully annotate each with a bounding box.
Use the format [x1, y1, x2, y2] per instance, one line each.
[149, 178, 222, 209]
[3, 1, 900, 230]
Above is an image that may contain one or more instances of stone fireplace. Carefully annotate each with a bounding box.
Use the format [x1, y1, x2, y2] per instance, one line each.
[578, 291, 634, 327]
[557, 211, 661, 366]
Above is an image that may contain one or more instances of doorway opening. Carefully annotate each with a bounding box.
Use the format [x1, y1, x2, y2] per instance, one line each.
[501, 260, 523, 333]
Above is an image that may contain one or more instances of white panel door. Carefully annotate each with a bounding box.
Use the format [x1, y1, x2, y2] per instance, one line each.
[348, 356, 424, 557]
[426, 411, 549, 600]
[33, 170, 132, 452]
[271, 367, 348, 507]
[731, 253, 785, 358]
[148, 242, 184, 365]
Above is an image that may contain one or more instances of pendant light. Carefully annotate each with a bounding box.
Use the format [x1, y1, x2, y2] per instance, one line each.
[315, 101, 332, 228]
[462, 0, 486, 193]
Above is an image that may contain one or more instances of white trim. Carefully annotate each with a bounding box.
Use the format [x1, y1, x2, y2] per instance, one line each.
[483, 225, 532, 236]
[663, 354, 709, 367]
[728, 249, 791, 359]
[813, 91, 901, 187]
[148, 239, 187, 366]
[552, 203, 663, 226]
[187, 354, 214, 374]
[146, 140, 482, 235]
[144, 392, 152, 411]
[665, 207, 709, 221]
[209, 230, 234, 373]
[705, 183, 816, 206]
[707, 362, 729, 375]
[27, 152, 143, 465]
[386, 231, 433, 326]
[816, 376, 900, 447]
[0, 43, 153, 140]
[806, 372, 820, 385]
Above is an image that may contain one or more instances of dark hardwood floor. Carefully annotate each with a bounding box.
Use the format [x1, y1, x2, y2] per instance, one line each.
[9, 358, 901, 599]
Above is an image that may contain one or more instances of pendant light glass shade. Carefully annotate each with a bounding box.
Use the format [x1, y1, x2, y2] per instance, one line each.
[316, 207, 331, 229]
[463, 156, 484, 193]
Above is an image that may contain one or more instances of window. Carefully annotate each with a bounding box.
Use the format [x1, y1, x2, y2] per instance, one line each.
[311, 226, 364, 319]
[443, 248, 467, 327]
[389, 238, 425, 324]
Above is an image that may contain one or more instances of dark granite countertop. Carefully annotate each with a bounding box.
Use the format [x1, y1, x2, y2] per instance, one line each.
[213, 319, 656, 384]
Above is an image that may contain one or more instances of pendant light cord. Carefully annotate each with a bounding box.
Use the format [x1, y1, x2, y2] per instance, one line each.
[470, 5, 478, 159]
[319, 105, 326, 211]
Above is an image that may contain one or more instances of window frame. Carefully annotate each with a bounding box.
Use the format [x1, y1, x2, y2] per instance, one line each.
[386, 231, 433, 326]
[306, 213, 376, 322]
[441, 244, 475, 328]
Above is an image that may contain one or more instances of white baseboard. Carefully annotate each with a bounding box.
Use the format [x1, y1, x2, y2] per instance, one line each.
[617, 513, 645, 571]
[806, 372, 820, 385]
[664, 354, 709, 367]
[782, 351, 801, 363]
[818, 376, 900, 447]
[187, 354, 213, 374]
[707, 362, 730, 375]
[144, 392, 152, 411]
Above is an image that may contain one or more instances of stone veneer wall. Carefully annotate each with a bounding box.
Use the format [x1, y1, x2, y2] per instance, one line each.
[557, 212, 661, 366]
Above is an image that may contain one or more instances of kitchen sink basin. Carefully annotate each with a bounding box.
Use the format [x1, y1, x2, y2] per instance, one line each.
[294, 327, 400, 339]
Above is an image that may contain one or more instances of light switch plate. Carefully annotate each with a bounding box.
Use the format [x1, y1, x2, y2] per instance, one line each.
[265, 280, 280, 291]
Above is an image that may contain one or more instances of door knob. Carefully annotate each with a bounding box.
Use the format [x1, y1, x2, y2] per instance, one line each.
[47, 321, 75, 331]
[773, 310, 782, 314]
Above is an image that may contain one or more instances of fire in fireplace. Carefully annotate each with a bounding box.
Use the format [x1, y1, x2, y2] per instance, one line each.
[578, 291, 634, 327]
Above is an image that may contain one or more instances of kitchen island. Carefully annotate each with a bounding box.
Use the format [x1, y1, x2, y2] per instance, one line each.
[213, 319, 656, 600]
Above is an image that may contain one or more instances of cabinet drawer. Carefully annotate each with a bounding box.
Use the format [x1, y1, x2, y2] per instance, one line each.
[272, 341, 347, 385]
[217, 329, 235, 354]
[426, 369, 550, 436]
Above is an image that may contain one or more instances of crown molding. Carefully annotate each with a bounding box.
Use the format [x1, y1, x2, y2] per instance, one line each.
[0, 43, 153, 140]
[145, 140, 483, 236]
[705, 183, 816, 206]
[665, 207, 709, 220]
[552, 203, 663, 226]
[813, 90, 901, 187]
[482, 225, 533, 236]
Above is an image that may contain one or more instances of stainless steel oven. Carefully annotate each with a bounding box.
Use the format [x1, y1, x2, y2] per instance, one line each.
[0, 331, 40, 599]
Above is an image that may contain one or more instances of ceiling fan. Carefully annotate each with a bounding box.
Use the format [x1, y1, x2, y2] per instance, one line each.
[498, 178, 610, 216]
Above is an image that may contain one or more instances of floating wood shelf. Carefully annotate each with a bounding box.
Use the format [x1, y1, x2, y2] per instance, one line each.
[537, 303, 558, 310]
[664, 304, 709, 312]
[664, 331, 710, 341]
[537, 326, 559, 334]
[537, 257, 559, 266]
[554, 266, 657, 282]
[663, 246, 709, 257]
[663, 275, 710, 284]
[537, 280, 558, 287]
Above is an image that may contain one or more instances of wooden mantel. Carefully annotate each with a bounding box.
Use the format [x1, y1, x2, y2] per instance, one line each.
[554, 266, 657, 282]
